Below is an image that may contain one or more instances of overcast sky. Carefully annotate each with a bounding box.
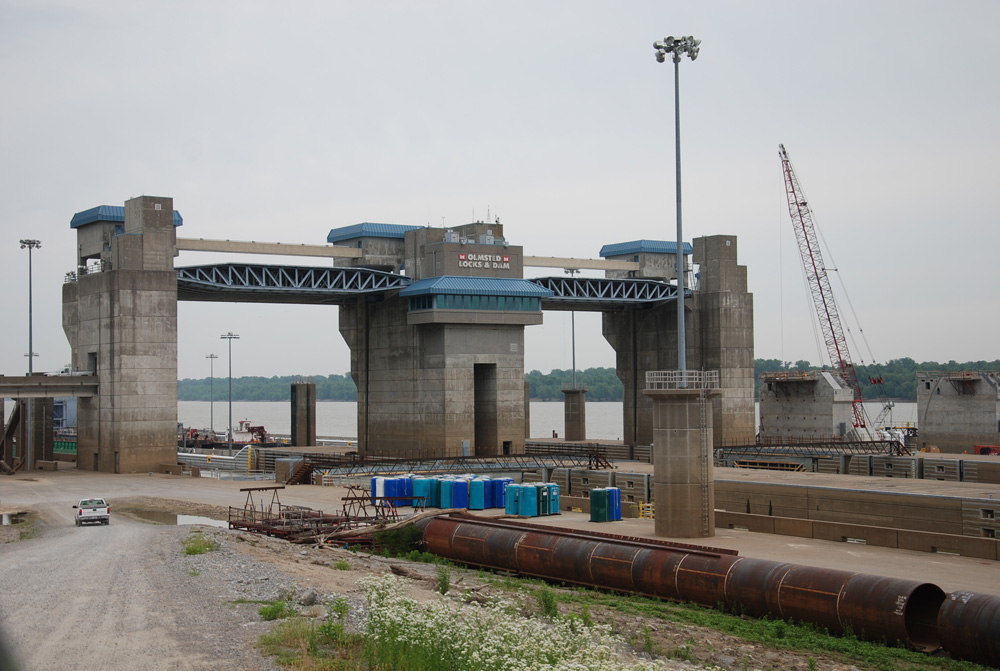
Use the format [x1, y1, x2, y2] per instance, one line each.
[2, 1, 997, 382]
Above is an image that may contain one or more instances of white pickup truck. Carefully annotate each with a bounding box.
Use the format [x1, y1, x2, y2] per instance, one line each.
[73, 498, 110, 526]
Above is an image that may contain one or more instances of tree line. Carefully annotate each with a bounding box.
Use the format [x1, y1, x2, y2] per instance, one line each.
[178, 358, 1000, 402]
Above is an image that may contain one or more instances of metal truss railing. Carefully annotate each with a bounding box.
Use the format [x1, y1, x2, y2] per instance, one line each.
[176, 263, 413, 303]
[531, 276, 680, 309]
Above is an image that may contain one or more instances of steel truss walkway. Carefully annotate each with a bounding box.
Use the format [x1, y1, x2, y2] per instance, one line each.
[176, 263, 410, 304]
[713, 439, 907, 464]
[175, 263, 681, 309]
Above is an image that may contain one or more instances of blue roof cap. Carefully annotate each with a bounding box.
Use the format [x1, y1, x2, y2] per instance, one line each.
[70, 205, 183, 229]
[599, 239, 692, 257]
[400, 276, 554, 298]
[327, 222, 422, 244]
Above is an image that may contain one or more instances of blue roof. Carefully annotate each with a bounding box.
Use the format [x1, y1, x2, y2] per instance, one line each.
[70, 205, 183, 229]
[400, 276, 554, 298]
[599, 239, 692, 257]
[327, 222, 422, 243]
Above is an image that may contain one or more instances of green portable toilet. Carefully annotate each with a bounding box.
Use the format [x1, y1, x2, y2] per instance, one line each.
[590, 488, 610, 523]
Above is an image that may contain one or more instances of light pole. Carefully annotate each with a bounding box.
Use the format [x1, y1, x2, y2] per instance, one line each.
[206, 353, 218, 432]
[654, 35, 700, 383]
[20, 239, 40, 470]
[220, 333, 239, 456]
[564, 268, 580, 387]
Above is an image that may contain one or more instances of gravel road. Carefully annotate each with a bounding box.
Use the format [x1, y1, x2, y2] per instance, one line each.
[0, 506, 287, 671]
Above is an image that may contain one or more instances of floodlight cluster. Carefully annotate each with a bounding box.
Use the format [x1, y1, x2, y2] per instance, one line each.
[653, 36, 701, 63]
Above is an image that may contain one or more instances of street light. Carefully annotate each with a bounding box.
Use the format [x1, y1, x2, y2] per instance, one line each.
[20, 239, 40, 470]
[206, 353, 218, 432]
[653, 35, 700, 383]
[564, 268, 580, 388]
[220, 333, 240, 456]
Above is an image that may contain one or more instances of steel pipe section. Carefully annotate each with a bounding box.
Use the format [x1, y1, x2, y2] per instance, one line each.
[938, 591, 1000, 667]
[417, 515, 950, 656]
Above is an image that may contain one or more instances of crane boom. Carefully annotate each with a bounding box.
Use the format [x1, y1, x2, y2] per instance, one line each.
[778, 144, 866, 428]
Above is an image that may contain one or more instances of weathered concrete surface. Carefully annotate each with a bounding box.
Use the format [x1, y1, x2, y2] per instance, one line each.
[62, 196, 178, 473]
[758, 371, 855, 441]
[290, 382, 316, 447]
[917, 371, 1000, 453]
[562, 387, 587, 441]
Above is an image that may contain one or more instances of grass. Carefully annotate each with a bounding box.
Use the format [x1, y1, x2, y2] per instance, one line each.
[259, 600, 296, 621]
[257, 597, 361, 669]
[17, 517, 37, 541]
[332, 559, 351, 571]
[183, 531, 218, 555]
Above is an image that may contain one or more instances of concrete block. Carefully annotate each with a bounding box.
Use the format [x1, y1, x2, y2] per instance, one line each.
[773, 516, 814, 538]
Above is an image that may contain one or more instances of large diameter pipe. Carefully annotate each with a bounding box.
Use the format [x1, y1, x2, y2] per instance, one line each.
[418, 515, 944, 654]
[938, 591, 1000, 667]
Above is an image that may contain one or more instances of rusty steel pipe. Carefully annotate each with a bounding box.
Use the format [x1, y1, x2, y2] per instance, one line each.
[938, 591, 1000, 667]
[417, 514, 945, 654]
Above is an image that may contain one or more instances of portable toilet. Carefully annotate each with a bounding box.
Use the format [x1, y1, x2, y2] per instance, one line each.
[469, 479, 486, 510]
[401, 475, 414, 507]
[413, 478, 432, 510]
[505, 483, 520, 515]
[590, 488, 610, 523]
[536, 483, 550, 516]
[371, 476, 385, 505]
[519, 484, 539, 517]
[440, 478, 454, 509]
[546, 482, 561, 515]
[482, 478, 495, 509]
[452, 479, 470, 509]
[608, 487, 622, 521]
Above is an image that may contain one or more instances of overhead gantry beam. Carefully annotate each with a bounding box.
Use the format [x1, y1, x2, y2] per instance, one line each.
[177, 238, 638, 271]
[523, 255, 638, 271]
[177, 238, 362, 259]
[0, 374, 98, 398]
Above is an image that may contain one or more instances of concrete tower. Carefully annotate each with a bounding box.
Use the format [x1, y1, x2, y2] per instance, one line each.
[62, 196, 180, 473]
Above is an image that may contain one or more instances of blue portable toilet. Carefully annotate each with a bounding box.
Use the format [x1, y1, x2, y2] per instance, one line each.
[401, 476, 414, 507]
[482, 478, 495, 509]
[546, 483, 561, 515]
[469, 479, 486, 510]
[518, 484, 539, 517]
[440, 478, 454, 508]
[452, 479, 469, 509]
[498, 478, 514, 509]
[505, 483, 520, 515]
[608, 486, 622, 521]
[371, 476, 385, 505]
[413, 478, 431, 509]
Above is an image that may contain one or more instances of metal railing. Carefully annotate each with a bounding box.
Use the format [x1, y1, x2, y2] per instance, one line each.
[645, 370, 719, 390]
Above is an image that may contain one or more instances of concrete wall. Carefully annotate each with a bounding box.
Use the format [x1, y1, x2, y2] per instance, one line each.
[917, 371, 1000, 453]
[715, 478, 1000, 538]
[62, 196, 178, 473]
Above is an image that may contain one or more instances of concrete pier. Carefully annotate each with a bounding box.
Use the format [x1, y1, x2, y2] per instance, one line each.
[561, 386, 587, 441]
[645, 371, 720, 539]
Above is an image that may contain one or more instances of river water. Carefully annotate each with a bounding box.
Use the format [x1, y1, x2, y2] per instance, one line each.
[178, 400, 918, 441]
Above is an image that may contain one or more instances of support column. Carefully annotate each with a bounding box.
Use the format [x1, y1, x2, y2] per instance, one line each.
[562, 385, 587, 441]
[290, 382, 316, 447]
[645, 372, 720, 539]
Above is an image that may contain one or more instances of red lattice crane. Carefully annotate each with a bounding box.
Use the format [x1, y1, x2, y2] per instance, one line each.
[778, 144, 866, 428]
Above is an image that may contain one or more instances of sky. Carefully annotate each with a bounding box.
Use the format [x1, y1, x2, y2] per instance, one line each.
[1, 1, 997, 382]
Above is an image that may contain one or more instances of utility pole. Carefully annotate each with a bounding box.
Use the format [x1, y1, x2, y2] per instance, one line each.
[20, 239, 41, 470]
